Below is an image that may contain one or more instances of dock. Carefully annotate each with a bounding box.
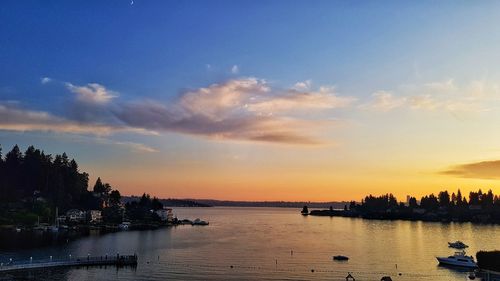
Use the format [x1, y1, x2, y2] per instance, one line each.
[0, 254, 137, 273]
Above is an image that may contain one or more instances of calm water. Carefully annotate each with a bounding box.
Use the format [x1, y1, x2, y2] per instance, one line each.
[1, 207, 499, 281]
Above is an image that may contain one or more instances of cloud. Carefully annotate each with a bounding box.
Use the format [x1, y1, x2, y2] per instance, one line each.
[0, 103, 150, 136]
[40, 77, 52, 84]
[293, 80, 312, 91]
[362, 91, 406, 112]
[441, 160, 500, 179]
[111, 78, 351, 144]
[65, 82, 118, 104]
[231, 65, 239, 74]
[2, 78, 352, 145]
[424, 79, 456, 92]
[246, 86, 354, 113]
[362, 79, 492, 113]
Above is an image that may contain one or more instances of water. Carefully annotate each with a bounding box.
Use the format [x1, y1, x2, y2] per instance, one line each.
[1, 207, 499, 280]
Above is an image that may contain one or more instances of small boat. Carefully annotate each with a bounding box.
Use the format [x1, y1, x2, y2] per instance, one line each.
[119, 222, 131, 230]
[448, 241, 468, 249]
[192, 218, 209, 226]
[301, 206, 309, 216]
[437, 251, 477, 268]
[333, 255, 349, 261]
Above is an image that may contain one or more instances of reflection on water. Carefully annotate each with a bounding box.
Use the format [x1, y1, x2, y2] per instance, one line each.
[1, 207, 499, 280]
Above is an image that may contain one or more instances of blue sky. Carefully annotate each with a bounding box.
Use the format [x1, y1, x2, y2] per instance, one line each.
[2, 1, 500, 200]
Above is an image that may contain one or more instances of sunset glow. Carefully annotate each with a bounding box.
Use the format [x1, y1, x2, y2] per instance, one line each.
[2, 1, 500, 201]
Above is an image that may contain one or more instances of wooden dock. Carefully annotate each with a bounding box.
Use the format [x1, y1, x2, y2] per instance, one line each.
[0, 254, 137, 273]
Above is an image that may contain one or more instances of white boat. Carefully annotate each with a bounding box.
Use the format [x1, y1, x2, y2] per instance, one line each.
[437, 251, 477, 268]
[192, 218, 209, 226]
[448, 241, 468, 249]
[119, 222, 131, 230]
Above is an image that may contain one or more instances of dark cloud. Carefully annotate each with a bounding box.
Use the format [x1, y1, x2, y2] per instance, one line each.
[441, 160, 500, 179]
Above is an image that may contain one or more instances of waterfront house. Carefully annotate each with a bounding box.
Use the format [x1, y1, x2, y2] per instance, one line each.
[155, 208, 174, 222]
[66, 209, 86, 223]
[88, 210, 102, 223]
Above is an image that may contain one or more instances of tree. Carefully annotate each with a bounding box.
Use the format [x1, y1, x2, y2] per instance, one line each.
[456, 189, 463, 206]
[152, 197, 163, 211]
[93, 177, 105, 194]
[420, 194, 439, 210]
[109, 190, 122, 206]
[469, 191, 480, 206]
[438, 191, 450, 207]
[408, 197, 418, 208]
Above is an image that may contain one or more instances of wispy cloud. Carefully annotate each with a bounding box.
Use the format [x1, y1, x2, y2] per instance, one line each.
[3, 77, 353, 145]
[65, 82, 118, 104]
[231, 65, 239, 74]
[40, 77, 52, 84]
[0, 103, 150, 136]
[362, 79, 494, 114]
[441, 160, 500, 179]
[113, 78, 352, 144]
[361, 91, 406, 112]
[293, 80, 312, 91]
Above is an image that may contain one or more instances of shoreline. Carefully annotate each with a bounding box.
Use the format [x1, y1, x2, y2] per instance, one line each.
[307, 209, 500, 225]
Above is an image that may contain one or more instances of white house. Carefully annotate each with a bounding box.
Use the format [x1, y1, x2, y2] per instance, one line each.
[66, 209, 86, 222]
[89, 210, 102, 223]
[155, 208, 174, 222]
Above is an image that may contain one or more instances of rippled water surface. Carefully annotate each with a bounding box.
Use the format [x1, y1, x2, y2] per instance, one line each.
[1, 207, 499, 280]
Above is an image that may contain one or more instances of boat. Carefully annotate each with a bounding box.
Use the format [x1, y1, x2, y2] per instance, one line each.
[333, 255, 349, 261]
[448, 241, 469, 249]
[301, 206, 309, 216]
[119, 222, 131, 230]
[192, 218, 209, 226]
[436, 251, 478, 268]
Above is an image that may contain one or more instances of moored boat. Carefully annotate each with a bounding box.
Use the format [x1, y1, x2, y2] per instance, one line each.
[448, 241, 468, 249]
[333, 255, 349, 261]
[192, 218, 209, 226]
[437, 251, 477, 268]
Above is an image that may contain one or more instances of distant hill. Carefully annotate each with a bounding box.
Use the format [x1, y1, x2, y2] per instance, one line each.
[123, 196, 349, 209]
[122, 196, 212, 207]
[195, 200, 349, 209]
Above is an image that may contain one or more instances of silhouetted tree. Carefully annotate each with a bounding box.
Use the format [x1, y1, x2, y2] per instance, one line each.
[438, 191, 450, 207]
[408, 197, 418, 208]
[109, 190, 122, 206]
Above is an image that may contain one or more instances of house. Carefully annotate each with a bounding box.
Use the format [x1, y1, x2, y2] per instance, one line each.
[88, 210, 102, 223]
[66, 209, 86, 223]
[155, 208, 174, 222]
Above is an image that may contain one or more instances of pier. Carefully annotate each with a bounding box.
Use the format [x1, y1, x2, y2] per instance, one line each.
[0, 254, 137, 273]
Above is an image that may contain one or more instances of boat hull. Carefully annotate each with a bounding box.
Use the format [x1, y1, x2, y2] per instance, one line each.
[437, 257, 477, 268]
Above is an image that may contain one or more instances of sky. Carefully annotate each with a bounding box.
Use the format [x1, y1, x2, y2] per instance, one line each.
[2, 1, 500, 201]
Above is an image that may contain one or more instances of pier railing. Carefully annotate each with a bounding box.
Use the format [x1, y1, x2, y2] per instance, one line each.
[0, 254, 137, 273]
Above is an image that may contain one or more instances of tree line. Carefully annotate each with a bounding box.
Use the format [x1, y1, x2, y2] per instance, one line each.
[350, 189, 500, 223]
[0, 144, 121, 224]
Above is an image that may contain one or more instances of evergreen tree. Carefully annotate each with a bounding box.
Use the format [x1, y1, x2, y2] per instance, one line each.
[109, 190, 121, 206]
[438, 191, 450, 207]
[93, 177, 105, 194]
